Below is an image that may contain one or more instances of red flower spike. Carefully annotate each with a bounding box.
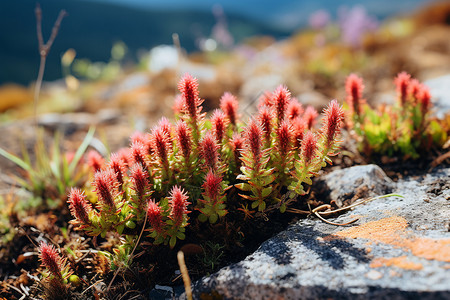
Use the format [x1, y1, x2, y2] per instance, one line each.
[130, 131, 146, 145]
[258, 91, 273, 108]
[408, 79, 422, 103]
[93, 169, 119, 210]
[168, 186, 190, 226]
[68, 188, 92, 225]
[321, 99, 344, 146]
[86, 150, 104, 173]
[257, 105, 274, 146]
[200, 132, 219, 170]
[303, 106, 319, 129]
[147, 200, 163, 233]
[345, 74, 365, 116]
[158, 117, 172, 140]
[276, 120, 293, 155]
[219, 92, 239, 126]
[244, 119, 263, 160]
[418, 86, 431, 114]
[292, 117, 307, 148]
[39, 242, 62, 278]
[151, 126, 171, 166]
[173, 94, 184, 115]
[301, 131, 318, 164]
[130, 163, 149, 198]
[109, 153, 126, 187]
[394, 72, 411, 106]
[178, 73, 203, 120]
[130, 141, 148, 167]
[231, 133, 244, 164]
[116, 148, 131, 170]
[287, 98, 303, 120]
[211, 109, 229, 144]
[175, 120, 192, 159]
[273, 85, 291, 123]
[203, 170, 222, 202]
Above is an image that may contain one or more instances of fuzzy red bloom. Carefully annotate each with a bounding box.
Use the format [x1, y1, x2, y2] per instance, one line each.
[168, 186, 190, 226]
[273, 85, 291, 123]
[86, 150, 104, 173]
[408, 79, 422, 103]
[175, 120, 192, 159]
[292, 117, 306, 148]
[211, 109, 229, 143]
[219, 92, 239, 126]
[130, 131, 146, 145]
[231, 133, 244, 165]
[116, 148, 131, 170]
[93, 168, 119, 210]
[276, 120, 293, 155]
[173, 94, 184, 115]
[345, 73, 365, 116]
[303, 106, 318, 129]
[394, 72, 411, 106]
[39, 242, 62, 278]
[257, 105, 274, 146]
[258, 91, 273, 108]
[147, 200, 163, 233]
[158, 117, 173, 141]
[200, 132, 219, 170]
[68, 188, 92, 225]
[301, 131, 318, 164]
[321, 100, 344, 146]
[244, 119, 263, 160]
[287, 98, 303, 120]
[151, 126, 171, 166]
[130, 141, 148, 167]
[418, 86, 431, 114]
[203, 170, 222, 202]
[130, 163, 149, 198]
[178, 73, 203, 120]
[108, 153, 126, 187]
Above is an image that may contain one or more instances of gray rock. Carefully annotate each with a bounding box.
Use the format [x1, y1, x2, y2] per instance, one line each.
[183, 165, 450, 299]
[322, 164, 394, 207]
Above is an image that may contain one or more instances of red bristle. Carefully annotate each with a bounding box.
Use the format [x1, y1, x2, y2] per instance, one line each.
[276, 119, 293, 155]
[130, 131, 146, 145]
[175, 120, 192, 159]
[292, 117, 307, 149]
[408, 79, 422, 103]
[147, 200, 163, 233]
[168, 186, 190, 226]
[244, 119, 263, 159]
[173, 94, 184, 115]
[178, 73, 203, 120]
[418, 86, 431, 114]
[303, 106, 318, 129]
[231, 133, 244, 164]
[219, 92, 239, 126]
[86, 150, 104, 173]
[203, 170, 222, 202]
[287, 98, 303, 120]
[257, 105, 274, 146]
[39, 242, 62, 278]
[130, 163, 149, 198]
[321, 100, 344, 145]
[151, 126, 171, 166]
[68, 188, 92, 225]
[301, 131, 318, 163]
[130, 141, 148, 167]
[345, 73, 365, 116]
[93, 169, 119, 210]
[200, 132, 219, 170]
[116, 148, 131, 170]
[273, 85, 291, 123]
[109, 153, 126, 186]
[211, 109, 229, 143]
[394, 72, 411, 106]
[258, 91, 273, 108]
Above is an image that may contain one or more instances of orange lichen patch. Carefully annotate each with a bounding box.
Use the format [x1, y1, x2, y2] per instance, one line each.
[370, 256, 423, 270]
[326, 216, 450, 263]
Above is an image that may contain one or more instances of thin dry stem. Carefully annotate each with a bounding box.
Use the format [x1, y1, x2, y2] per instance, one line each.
[177, 251, 193, 300]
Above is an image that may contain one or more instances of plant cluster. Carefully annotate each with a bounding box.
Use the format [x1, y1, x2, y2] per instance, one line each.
[344, 72, 448, 159]
[67, 73, 344, 267]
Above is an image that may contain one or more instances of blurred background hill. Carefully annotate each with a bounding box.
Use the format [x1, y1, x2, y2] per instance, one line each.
[0, 0, 434, 85]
